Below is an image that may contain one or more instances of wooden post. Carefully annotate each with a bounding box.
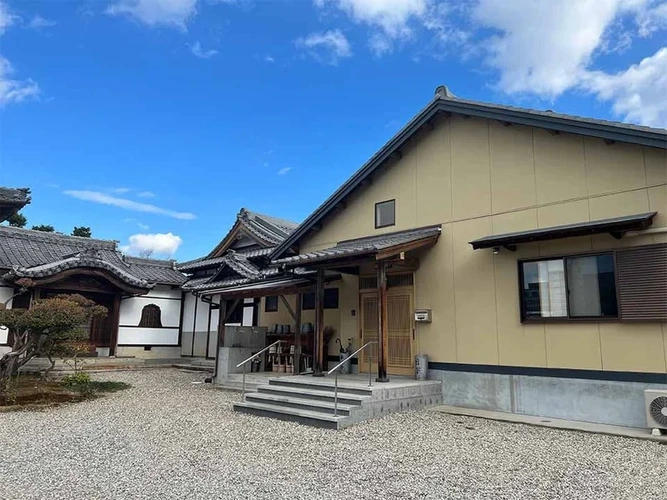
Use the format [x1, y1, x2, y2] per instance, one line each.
[109, 294, 121, 357]
[279, 294, 302, 375]
[313, 269, 325, 376]
[376, 260, 389, 382]
[217, 299, 227, 348]
[294, 293, 302, 375]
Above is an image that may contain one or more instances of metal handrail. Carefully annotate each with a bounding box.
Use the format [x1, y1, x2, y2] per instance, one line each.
[236, 340, 282, 401]
[327, 341, 377, 416]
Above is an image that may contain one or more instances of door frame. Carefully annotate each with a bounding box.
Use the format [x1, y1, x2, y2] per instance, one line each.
[359, 285, 414, 376]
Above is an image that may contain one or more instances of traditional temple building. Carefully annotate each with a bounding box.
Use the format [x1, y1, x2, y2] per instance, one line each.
[0, 194, 186, 357]
[176, 208, 302, 359]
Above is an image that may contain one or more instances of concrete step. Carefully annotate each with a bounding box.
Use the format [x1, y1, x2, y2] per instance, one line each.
[257, 385, 370, 406]
[268, 377, 374, 396]
[172, 363, 214, 372]
[233, 401, 345, 429]
[245, 392, 356, 416]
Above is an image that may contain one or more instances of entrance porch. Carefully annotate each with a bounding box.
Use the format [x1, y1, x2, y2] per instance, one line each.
[232, 373, 442, 429]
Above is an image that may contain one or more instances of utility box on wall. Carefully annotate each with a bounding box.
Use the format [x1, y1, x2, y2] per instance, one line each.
[414, 309, 432, 323]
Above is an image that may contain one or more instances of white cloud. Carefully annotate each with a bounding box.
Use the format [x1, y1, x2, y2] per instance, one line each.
[190, 41, 218, 58]
[472, 0, 640, 97]
[64, 190, 196, 220]
[316, 0, 428, 38]
[277, 167, 292, 175]
[121, 232, 182, 257]
[27, 15, 57, 29]
[265, 55, 275, 63]
[369, 33, 393, 56]
[469, 0, 667, 125]
[295, 29, 352, 65]
[137, 190, 156, 198]
[0, 1, 17, 34]
[0, 56, 40, 106]
[583, 47, 667, 127]
[111, 187, 132, 194]
[107, 0, 197, 29]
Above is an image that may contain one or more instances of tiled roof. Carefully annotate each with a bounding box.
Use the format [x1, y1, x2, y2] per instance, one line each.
[176, 247, 273, 272]
[0, 187, 31, 204]
[236, 208, 299, 247]
[0, 187, 31, 223]
[0, 226, 186, 286]
[182, 275, 252, 292]
[123, 256, 187, 285]
[273, 226, 442, 266]
[4, 251, 152, 289]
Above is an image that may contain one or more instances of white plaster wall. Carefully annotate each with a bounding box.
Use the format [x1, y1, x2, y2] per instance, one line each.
[242, 298, 254, 326]
[117, 286, 182, 347]
[119, 293, 181, 328]
[181, 292, 196, 356]
[117, 327, 179, 345]
[193, 299, 210, 357]
[0, 282, 14, 346]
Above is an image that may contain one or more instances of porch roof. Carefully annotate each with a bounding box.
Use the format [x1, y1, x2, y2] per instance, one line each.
[272, 225, 442, 268]
[198, 272, 340, 299]
[468, 212, 658, 250]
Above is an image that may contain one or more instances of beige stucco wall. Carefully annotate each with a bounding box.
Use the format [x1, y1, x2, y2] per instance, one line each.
[296, 115, 667, 373]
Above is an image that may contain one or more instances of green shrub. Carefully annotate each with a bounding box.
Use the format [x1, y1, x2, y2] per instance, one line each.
[61, 372, 91, 388]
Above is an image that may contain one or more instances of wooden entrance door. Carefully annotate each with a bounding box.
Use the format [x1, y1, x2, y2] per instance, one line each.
[360, 288, 414, 375]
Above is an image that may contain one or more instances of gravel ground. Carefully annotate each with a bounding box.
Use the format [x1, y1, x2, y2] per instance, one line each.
[0, 369, 664, 500]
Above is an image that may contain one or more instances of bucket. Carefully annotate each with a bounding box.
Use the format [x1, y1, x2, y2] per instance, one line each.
[339, 352, 351, 374]
[415, 354, 428, 381]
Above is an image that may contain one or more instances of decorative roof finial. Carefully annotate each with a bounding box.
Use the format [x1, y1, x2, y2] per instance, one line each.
[435, 85, 455, 99]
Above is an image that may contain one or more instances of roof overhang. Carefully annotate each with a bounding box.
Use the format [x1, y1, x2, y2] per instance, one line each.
[199, 273, 340, 300]
[2, 255, 154, 295]
[273, 226, 441, 269]
[469, 212, 658, 250]
[0, 187, 31, 223]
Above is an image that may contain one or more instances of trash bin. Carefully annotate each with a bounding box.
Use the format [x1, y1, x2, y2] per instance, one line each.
[415, 354, 428, 380]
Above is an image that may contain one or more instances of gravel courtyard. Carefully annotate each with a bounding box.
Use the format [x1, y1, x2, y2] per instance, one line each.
[0, 369, 664, 500]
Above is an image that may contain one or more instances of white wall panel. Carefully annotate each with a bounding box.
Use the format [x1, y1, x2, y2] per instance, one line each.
[182, 293, 196, 333]
[117, 327, 179, 345]
[119, 295, 181, 328]
[0, 283, 13, 345]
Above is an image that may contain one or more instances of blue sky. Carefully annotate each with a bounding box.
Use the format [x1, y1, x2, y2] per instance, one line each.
[1, 0, 666, 261]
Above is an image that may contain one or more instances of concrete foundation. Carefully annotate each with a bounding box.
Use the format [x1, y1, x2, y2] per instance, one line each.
[115, 346, 182, 359]
[429, 368, 667, 428]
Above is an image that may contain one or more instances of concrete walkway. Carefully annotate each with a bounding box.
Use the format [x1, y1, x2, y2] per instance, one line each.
[432, 405, 667, 443]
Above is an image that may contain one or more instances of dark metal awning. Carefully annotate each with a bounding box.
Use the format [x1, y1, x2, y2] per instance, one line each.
[199, 273, 340, 299]
[469, 212, 658, 250]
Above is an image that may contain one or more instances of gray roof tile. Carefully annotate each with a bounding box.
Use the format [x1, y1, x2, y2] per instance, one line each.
[0, 226, 186, 286]
[274, 226, 442, 266]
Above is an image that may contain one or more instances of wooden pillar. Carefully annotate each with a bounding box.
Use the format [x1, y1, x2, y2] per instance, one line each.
[217, 299, 227, 348]
[376, 260, 389, 382]
[279, 294, 302, 375]
[294, 293, 302, 375]
[109, 294, 121, 357]
[313, 269, 325, 376]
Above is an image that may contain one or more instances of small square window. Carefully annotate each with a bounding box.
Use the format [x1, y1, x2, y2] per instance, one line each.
[264, 296, 278, 313]
[302, 292, 315, 310]
[375, 200, 395, 228]
[301, 289, 339, 310]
